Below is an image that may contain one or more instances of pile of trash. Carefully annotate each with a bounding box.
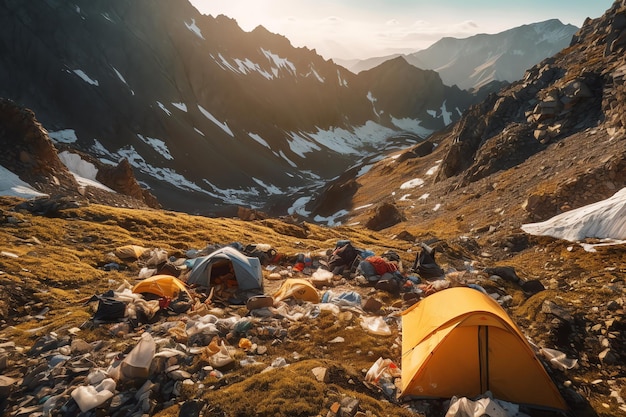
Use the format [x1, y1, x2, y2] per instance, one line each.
[0, 238, 578, 417]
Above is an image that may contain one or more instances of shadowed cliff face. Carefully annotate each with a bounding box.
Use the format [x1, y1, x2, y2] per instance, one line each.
[0, 98, 159, 208]
[0, 0, 478, 216]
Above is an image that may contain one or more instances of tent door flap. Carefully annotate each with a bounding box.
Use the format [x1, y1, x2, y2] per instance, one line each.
[478, 325, 489, 394]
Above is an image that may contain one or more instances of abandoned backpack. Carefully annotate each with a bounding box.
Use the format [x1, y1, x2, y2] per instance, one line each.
[412, 243, 444, 279]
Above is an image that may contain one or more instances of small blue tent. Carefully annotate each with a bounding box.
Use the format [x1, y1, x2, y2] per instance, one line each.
[187, 246, 263, 291]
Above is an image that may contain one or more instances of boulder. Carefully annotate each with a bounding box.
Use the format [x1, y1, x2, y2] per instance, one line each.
[365, 202, 405, 231]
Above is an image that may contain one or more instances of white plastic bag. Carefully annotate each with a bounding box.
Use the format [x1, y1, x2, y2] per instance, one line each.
[208, 341, 235, 369]
[360, 316, 392, 336]
[445, 396, 508, 417]
[121, 332, 156, 379]
[365, 357, 401, 383]
[71, 378, 116, 412]
[540, 347, 578, 371]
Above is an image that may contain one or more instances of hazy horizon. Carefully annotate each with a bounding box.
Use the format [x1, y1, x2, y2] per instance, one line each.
[189, 0, 614, 60]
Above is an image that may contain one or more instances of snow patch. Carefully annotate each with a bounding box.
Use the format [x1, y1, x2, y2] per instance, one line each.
[0, 165, 48, 198]
[58, 151, 115, 192]
[390, 116, 434, 138]
[72, 69, 99, 86]
[252, 177, 282, 195]
[337, 70, 348, 87]
[425, 163, 440, 176]
[58, 151, 98, 180]
[288, 196, 312, 217]
[314, 209, 348, 227]
[185, 18, 205, 40]
[172, 102, 188, 112]
[137, 134, 173, 160]
[286, 131, 322, 158]
[261, 48, 296, 75]
[116, 146, 208, 194]
[157, 102, 171, 116]
[113, 67, 134, 95]
[400, 178, 425, 189]
[307, 66, 325, 82]
[367, 91, 380, 117]
[198, 105, 234, 137]
[441, 100, 452, 126]
[278, 150, 298, 168]
[48, 129, 78, 144]
[248, 132, 270, 149]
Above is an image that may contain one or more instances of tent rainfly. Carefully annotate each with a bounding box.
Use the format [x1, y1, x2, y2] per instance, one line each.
[186, 246, 263, 291]
[401, 287, 567, 411]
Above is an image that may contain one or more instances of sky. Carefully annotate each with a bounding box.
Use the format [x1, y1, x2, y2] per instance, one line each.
[189, 0, 615, 60]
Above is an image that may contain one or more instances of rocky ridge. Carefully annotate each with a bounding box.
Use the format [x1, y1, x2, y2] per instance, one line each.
[0, 98, 160, 210]
[340, 0, 626, 233]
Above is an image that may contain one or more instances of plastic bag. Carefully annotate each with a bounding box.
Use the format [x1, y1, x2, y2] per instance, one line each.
[540, 347, 578, 371]
[71, 378, 116, 412]
[360, 316, 392, 336]
[121, 332, 155, 380]
[312, 267, 334, 281]
[365, 357, 401, 383]
[445, 396, 509, 417]
[208, 341, 234, 369]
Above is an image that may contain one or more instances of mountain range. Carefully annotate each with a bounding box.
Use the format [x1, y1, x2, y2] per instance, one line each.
[0, 0, 483, 217]
[337, 19, 579, 91]
[0, 0, 582, 218]
[0, 1, 625, 416]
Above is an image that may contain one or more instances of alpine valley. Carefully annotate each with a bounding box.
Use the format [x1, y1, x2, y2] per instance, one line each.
[1, 1, 626, 417]
[0, 0, 579, 219]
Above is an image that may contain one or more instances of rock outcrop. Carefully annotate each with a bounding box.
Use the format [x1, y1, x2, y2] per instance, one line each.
[432, 0, 626, 210]
[0, 98, 158, 209]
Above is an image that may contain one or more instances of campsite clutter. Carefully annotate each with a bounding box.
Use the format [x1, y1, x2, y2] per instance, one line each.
[1, 239, 586, 417]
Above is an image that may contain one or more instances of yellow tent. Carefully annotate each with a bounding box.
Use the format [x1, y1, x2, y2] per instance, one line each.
[273, 278, 320, 303]
[401, 287, 567, 411]
[132, 275, 191, 299]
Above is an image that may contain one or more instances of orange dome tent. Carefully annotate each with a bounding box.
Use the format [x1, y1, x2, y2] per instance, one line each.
[401, 287, 567, 411]
[132, 275, 191, 299]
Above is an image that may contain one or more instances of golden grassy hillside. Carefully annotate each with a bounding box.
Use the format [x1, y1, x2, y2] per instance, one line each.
[0, 196, 624, 417]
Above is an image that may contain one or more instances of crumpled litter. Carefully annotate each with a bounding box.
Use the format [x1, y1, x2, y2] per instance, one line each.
[445, 393, 530, 417]
[361, 316, 392, 336]
[540, 347, 578, 371]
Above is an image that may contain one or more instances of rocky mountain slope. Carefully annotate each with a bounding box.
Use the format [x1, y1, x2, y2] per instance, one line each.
[0, 0, 481, 217]
[339, 20, 578, 91]
[323, 0, 626, 236]
[0, 98, 160, 210]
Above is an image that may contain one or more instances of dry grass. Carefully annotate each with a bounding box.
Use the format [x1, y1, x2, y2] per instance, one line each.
[1, 192, 624, 417]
